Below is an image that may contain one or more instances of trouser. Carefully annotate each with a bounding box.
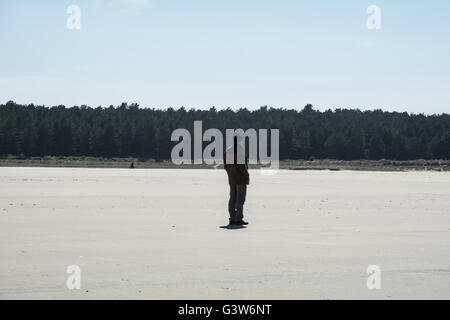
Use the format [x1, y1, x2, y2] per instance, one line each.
[228, 184, 247, 222]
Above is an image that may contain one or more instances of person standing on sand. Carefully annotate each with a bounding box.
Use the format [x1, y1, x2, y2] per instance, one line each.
[224, 136, 249, 226]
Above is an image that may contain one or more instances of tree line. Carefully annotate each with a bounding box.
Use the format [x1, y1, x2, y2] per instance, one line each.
[1, 101, 449, 160]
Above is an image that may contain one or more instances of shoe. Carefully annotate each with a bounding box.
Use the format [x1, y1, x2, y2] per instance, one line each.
[232, 220, 248, 225]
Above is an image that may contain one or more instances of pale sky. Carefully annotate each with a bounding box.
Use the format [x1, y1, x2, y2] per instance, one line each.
[1, 0, 449, 114]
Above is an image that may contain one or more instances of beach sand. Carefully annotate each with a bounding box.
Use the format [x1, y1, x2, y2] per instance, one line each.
[0, 167, 449, 299]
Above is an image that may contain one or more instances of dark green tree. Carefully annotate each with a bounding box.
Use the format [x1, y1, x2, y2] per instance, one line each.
[368, 134, 386, 160]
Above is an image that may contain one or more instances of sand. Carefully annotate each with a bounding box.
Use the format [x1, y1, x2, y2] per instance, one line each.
[0, 167, 449, 299]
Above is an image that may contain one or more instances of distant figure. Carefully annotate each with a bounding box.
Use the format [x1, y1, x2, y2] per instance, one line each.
[129, 162, 135, 169]
[224, 136, 249, 226]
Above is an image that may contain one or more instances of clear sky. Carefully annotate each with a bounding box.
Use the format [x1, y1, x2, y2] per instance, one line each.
[0, 0, 449, 114]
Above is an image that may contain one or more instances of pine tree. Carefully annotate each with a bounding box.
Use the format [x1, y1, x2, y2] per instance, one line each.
[368, 134, 386, 160]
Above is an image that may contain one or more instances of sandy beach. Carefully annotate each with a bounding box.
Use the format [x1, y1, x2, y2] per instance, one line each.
[0, 167, 449, 299]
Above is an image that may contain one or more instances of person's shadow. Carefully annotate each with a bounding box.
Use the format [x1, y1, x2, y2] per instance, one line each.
[219, 225, 247, 230]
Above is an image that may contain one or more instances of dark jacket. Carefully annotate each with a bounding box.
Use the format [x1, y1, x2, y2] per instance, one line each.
[224, 145, 249, 185]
